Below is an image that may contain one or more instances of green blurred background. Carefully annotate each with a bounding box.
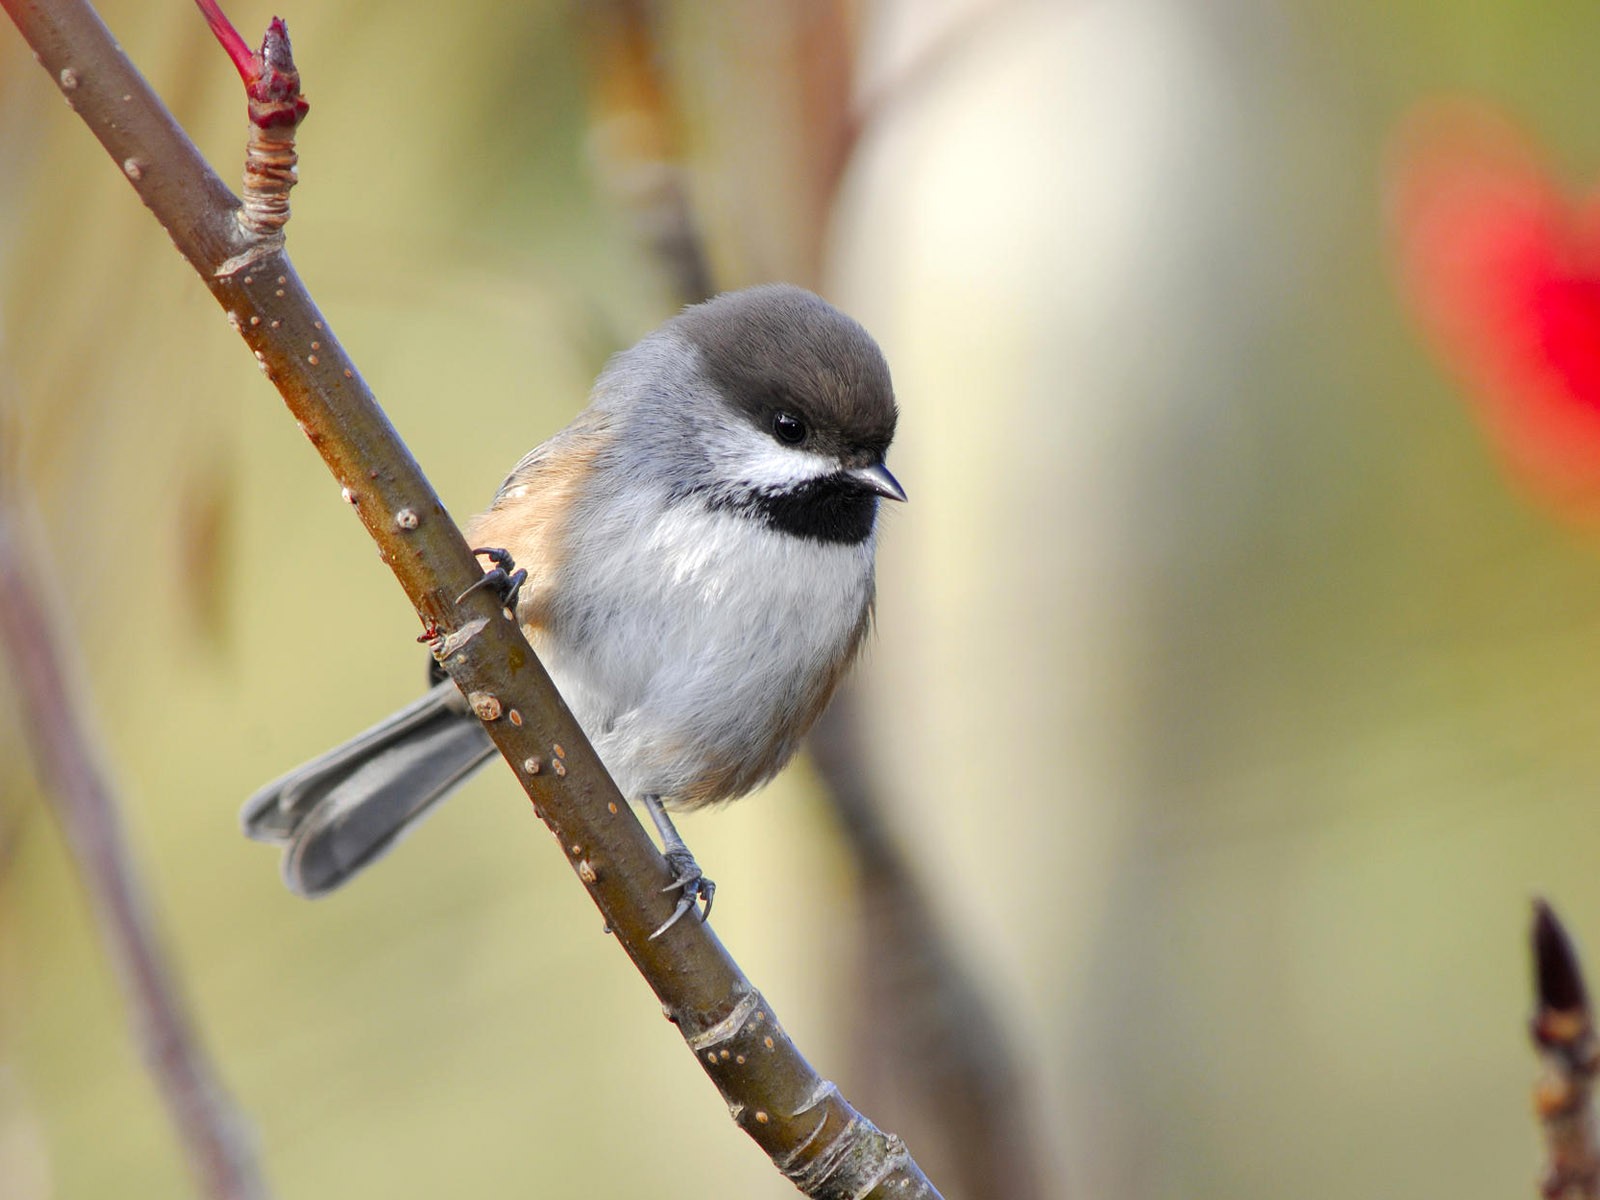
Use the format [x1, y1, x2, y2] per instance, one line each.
[7, 0, 1600, 1196]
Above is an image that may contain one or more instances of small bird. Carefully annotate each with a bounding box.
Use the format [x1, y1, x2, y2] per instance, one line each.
[243, 284, 903, 933]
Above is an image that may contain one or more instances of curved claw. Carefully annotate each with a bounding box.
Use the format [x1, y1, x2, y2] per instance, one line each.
[650, 853, 715, 939]
[458, 547, 527, 612]
[651, 891, 698, 940]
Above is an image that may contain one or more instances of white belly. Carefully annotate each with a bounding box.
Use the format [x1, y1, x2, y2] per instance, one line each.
[534, 499, 874, 804]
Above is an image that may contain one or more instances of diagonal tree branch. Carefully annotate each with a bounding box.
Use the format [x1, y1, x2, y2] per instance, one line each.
[0, 488, 271, 1200]
[0, 0, 943, 1194]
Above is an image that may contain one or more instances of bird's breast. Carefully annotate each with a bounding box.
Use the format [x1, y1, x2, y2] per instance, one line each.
[535, 494, 876, 805]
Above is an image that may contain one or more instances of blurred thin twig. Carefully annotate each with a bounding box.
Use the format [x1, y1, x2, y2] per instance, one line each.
[812, 692, 1047, 1200]
[582, 0, 713, 306]
[825, 0, 1028, 205]
[0, 487, 271, 1200]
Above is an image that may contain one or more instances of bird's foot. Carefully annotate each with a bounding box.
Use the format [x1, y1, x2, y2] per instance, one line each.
[652, 847, 715, 938]
[458, 546, 527, 613]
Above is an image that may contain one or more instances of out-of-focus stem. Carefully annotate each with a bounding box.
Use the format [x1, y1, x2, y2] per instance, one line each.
[0, 494, 271, 1200]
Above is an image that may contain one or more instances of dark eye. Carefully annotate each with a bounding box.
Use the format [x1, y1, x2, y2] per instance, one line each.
[772, 411, 806, 445]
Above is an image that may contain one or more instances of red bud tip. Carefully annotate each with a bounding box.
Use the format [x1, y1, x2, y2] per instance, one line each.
[248, 17, 308, 125]
[262, 18, 294, 75]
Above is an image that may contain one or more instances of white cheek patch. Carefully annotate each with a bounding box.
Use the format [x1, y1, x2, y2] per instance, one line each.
[707, 422, 837, 493]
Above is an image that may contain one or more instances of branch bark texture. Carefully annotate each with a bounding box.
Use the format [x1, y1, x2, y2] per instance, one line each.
[0, 1, 943, 1194]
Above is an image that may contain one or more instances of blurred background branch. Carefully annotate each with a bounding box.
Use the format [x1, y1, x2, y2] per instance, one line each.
[0, 477, 269, 1200]
[810, 694, 1046, 1200]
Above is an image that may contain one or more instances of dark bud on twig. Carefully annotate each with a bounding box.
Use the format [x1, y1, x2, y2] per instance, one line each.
[1538, 900, 1591, 1022]
[1529, 899, 1600, 1200]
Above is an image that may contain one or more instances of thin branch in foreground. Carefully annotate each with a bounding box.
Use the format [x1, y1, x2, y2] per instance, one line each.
[0, 491, 271, 1200]
[1531, 900, 1600, 1200]
[0, 0, 944, 1193]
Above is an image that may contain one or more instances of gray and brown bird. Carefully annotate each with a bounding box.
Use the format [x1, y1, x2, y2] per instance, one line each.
[243, 284, 904, 932]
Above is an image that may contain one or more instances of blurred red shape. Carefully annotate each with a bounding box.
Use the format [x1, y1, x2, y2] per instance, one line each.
[1392, 101, 1600, 521]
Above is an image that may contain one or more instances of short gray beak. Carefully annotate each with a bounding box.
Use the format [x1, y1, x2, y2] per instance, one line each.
[851, 462, 907, 502]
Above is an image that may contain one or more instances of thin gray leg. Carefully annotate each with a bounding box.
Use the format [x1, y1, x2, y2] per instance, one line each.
[644, 794, 715, 938]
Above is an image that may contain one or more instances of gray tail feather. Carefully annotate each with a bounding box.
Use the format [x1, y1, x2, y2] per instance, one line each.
[242, 681, 496, 898]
